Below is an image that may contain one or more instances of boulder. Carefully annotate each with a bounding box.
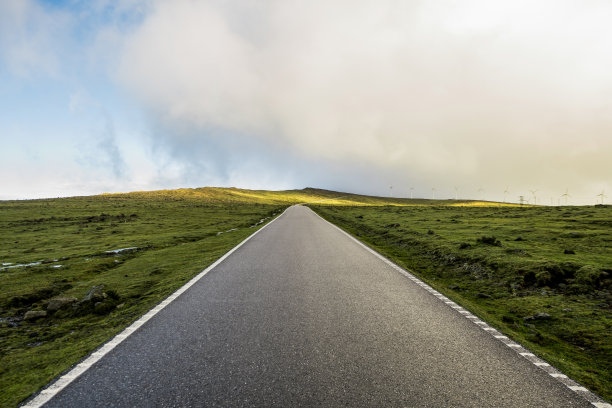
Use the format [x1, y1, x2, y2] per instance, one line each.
[24, 310, 47, 320]
[81, 285, 105, 303]
[47, 297, 77, 312]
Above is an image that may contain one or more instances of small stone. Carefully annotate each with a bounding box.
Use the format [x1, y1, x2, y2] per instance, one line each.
[81, 285, 105, 303]
[562, 308, 572, 312]
[24, 310, 47, 320]
[116, 303, 125, 309]
[534, 312, 551, 320]
[448, 284, 459, 290]
[47, 297, 77, 312]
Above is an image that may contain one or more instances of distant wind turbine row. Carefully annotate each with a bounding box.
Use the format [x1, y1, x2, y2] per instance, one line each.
[395, 186, 608, 205]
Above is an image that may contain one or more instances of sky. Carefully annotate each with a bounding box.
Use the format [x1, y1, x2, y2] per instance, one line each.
[1, 0, 611, 204]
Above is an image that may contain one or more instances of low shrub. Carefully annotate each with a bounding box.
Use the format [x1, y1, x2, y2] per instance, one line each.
[477, 236, 501, 246]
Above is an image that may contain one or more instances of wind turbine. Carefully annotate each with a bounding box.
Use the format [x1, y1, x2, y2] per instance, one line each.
[529, 189, 538, 205]
[409, 187, 414, 199]
[503, 187, 509, 203]
[477, 187, 485, 200]
[597, 190, 607, 204]
[454, 186, 459, 200]
[431, 188, 436, 200]
[561, 188, 570, 205]
[389, 185, 393, 198]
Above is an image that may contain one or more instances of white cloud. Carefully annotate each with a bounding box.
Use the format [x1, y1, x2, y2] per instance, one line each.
[2, 0, 611, 203]
[115, 0, 612, 202]
[0, 0, 73, 77]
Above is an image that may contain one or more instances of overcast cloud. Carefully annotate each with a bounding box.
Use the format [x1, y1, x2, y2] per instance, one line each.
[1, 0, 611, 203]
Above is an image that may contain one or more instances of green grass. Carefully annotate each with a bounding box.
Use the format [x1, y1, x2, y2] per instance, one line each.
[309, 204, 612, 402]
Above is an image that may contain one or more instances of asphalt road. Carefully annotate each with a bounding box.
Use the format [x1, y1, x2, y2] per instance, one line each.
[40, 205, 593, 407]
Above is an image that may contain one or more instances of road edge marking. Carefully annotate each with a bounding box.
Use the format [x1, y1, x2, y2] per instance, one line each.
[20, 207, 289, 408]
[307, 206, 611, 408]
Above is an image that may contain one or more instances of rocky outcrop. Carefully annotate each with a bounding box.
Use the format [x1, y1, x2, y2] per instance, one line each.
[24, 310, 47, 320]
[47, 297, 78, 312]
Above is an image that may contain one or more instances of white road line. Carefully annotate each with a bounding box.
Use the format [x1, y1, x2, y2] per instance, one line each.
[20, 208, 289, 408]
[551, 373, 568, 378]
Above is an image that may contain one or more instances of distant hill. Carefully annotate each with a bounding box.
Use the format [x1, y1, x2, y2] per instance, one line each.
[100, 187, 515, 206]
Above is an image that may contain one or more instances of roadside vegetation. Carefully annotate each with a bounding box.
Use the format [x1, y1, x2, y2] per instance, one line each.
[309, 204, 612, 401]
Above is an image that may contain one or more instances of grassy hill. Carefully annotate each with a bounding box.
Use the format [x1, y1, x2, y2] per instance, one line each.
[101, 186, 517, 207]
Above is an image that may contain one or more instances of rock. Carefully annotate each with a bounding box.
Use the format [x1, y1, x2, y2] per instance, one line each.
[448, 284, 459, 290]
[116, 303, 125, 309]
[47, 297, 77, 312]
[562, 308, 572, 312]
[81, 285, 105, 303]
[24, 310, 47, 320]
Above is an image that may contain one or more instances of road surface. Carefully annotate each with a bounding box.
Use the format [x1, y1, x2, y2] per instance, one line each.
[36, 205, 596, 407]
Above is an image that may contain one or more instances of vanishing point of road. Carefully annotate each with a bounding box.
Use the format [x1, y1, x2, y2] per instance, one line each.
[35, 206, 595, 407]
